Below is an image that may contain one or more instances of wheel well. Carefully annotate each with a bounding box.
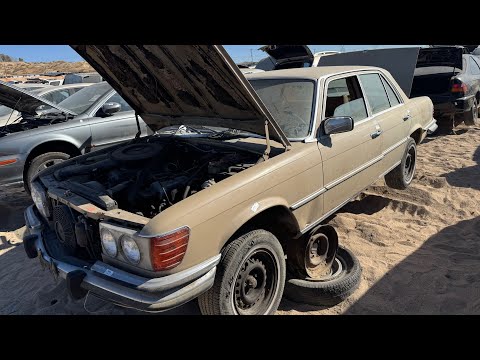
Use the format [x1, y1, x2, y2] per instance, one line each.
[23, 141, 81, 181]
[410, 128, 423, 144]
[227, 206, 301, 253]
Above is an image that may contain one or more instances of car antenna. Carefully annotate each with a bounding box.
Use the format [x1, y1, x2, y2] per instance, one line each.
[3, 95, 22, 131]
[134, 112, 141, 139]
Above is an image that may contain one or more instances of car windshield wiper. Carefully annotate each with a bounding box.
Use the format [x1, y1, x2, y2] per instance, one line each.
[208, 128, 259, 140]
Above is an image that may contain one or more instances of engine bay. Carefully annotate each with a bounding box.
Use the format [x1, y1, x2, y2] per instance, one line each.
[53, 137, 262, 218]
[0, 113, 72, 137]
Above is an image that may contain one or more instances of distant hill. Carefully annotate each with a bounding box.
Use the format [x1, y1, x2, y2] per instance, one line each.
[0, 61, 94, 76]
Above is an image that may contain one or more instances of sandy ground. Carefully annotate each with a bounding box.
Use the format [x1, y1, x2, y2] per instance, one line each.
[1, 125, 479, 315]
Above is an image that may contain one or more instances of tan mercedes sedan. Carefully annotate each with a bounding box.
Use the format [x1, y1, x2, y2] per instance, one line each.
[23, 45, 437, 315]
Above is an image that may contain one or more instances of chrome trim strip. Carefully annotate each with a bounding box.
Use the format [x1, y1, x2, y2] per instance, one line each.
[380, 160, 401, 178]
[301, 196, 354, 234]
[382, 137, 408, 156]
[291, 187, 327, 210]
[325, 154, 383, 190]
[290, 154, 383, 210]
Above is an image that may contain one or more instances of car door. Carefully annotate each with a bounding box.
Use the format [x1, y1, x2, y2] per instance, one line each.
[358, 72, 410, 175]
[318, 74, 383, 214]
[87, 92, 151, 151]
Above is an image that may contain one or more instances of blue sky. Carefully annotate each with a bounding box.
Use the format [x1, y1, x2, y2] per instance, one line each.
[0, 45, 419, 63]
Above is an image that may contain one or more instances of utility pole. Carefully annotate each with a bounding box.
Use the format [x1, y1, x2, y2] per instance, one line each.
[340, 45, 345, 53]
[250, 49, 254, 63]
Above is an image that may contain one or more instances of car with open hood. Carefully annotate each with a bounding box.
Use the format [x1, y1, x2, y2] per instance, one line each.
[23, 45, 437, 315]
[0, 82, 93, 127]
[0, 81, 151, 191]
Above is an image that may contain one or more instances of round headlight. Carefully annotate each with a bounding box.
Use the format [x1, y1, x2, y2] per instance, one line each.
[31, 181, 50, 218]
[101, 229, 117, 257]
[120, 235, 141, 264]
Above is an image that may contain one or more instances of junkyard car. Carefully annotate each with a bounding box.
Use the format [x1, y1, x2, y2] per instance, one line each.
[0, 81, 151, 191]
[23, 45, 437, 315]
[0, 82, 93, 127]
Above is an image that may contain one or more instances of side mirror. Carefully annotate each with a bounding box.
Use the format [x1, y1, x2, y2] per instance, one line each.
[101, 102, 121, 115]
[323, 116, 354, 135]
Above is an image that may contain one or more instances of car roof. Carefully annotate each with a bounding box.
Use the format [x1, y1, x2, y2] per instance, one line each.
[245, 66, 382, 80]
[33, 82, 94, 94]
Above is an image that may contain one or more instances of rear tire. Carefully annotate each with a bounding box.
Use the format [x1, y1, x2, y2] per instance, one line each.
[384, 138, 417, 190]
[198, 230, 286, 315]
[25, 152, 71, 193]
[464, 98, 479, 126]
[284, 247, 361, 306]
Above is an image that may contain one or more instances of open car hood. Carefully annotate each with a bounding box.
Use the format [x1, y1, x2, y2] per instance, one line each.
[71, 45, 290, 147]
[417, 47, 463, 70]
[258, 45, 314, 70]
[0, 81, 77, 116]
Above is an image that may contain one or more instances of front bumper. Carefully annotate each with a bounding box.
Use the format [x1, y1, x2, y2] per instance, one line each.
[23, 205, 220, 312]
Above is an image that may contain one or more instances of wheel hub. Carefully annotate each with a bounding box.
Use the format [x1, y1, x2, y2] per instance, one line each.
[235, 259, 267, 309]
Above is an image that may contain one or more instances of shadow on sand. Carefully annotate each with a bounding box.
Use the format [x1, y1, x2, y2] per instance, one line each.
[345, 216, 480, 314]
[0, 188, 32, 232]
[443, 145, 480, 190]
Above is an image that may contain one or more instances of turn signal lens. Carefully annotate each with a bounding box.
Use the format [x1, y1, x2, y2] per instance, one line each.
[150, 226, 190, 271]
[0, 159, 17, 167]
[451, 82, 468, 93]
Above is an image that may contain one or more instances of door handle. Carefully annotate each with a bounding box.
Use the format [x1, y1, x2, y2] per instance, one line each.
[403, 110, 412, 121]
[371, 130, 383, 139]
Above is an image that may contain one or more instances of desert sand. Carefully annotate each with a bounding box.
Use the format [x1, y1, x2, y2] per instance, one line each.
[1, 125, 479, 315]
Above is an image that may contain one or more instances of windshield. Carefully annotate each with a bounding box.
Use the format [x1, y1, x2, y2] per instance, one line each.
[248, 79, 315, 139]
[57, 82, 112, 114]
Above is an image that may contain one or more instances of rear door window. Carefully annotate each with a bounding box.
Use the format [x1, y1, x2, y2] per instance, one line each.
[359, 73, 391, 114]
[324, 76, 368, 123]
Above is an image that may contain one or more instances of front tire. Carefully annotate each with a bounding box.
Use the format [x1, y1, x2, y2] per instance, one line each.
[25, 152, 71, 193]
[384, 138, 417, 190]
[198, 230, 286, 315]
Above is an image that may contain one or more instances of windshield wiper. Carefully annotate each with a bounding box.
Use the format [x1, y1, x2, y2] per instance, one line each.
[208, 128, 258, 140]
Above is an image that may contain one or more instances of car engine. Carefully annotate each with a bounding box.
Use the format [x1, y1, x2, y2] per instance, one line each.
[53, 138, 261, 218]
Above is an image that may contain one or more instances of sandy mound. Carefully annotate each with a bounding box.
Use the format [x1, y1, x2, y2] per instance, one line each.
[1, 125, 479, 314]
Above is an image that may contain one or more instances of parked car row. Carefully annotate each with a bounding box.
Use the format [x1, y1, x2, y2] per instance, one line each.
[15, 45, 437, 316]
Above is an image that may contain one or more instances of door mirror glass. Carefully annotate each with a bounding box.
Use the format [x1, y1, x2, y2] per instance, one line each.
[101, 102, 121, 115]
[323, 116, 354, 135]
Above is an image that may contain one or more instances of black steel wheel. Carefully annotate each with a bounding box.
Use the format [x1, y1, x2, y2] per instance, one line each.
[198, 230, 286, 315]
[385, 138, 417, 190]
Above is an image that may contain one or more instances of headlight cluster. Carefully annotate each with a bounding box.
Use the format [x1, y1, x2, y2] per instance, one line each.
[30, 181, 51, 218]
[99, 223, 141, 265]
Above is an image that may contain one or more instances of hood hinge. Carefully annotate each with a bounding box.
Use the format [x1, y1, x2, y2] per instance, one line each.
[134, 112, 142, 139]
[263, 120, 271, 161]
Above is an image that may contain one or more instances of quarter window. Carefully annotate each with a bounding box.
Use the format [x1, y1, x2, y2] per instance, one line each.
[380, 76, 400, 107]
[324, 76, 368, 123]
[359, 73, 391, 114]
